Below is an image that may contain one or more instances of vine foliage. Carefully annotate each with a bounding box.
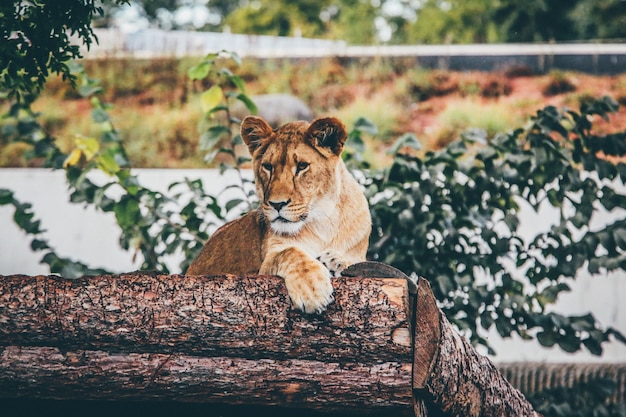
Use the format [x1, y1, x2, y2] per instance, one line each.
[366, 97, 626, 353]
[1, 53, 255, 274]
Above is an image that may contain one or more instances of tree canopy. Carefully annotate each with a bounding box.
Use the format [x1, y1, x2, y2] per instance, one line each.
[0, 0, 129, 99]
[112, 0, 626, 44]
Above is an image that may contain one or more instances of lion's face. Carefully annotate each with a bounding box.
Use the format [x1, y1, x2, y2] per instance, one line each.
[241, 116, 347, 236]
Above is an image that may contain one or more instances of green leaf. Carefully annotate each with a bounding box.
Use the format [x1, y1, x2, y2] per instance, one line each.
[583, 336, 603, 356]
[0, 189, 14, 205]
[537, 330, 557, 347]
[200, 126, 230, 151]
[230, 75, 246, 92]
[200, 85, 224, 113]
[570, 314, 595, 332]
[503, 213, 519, 231]
[78, 83, 102, 97]
[346, 134, 366, 153]
[225, 199, 244, 212]
[188, 61, 211, 80]
[352, 117, 378, 136]
[91, 107, 110, 123]
[14, 207, 41, 234]
[75, 136, 99, 159]
[387, 133, 422, 155]
[229, 51, 242, 66]
[461, 128, 488, 145]
[114, 197, 140, 229]
[31, 239, 49, 251]
[96, 152, 120, 175]
[236, 93, 257, 115]
[607, 327, 626, 344]
[557, 333, 580, 353]
[546, 189, 561, 207]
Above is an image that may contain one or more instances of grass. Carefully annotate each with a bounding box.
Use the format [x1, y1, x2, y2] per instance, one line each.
[2, 57, 625, 168]
[434, 98, 523, 147]
[332, 89, 404, 142]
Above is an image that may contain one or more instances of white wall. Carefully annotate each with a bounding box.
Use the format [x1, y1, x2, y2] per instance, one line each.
[0, 168, 246, 275]
[1, 168, 624, 363]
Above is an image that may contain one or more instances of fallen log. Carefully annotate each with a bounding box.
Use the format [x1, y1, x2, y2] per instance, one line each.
[0, 273, 414, 414]
[0, 272, 540, 416]
[412, 278, 541, 416]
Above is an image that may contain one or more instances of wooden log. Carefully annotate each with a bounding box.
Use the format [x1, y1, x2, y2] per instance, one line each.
[0, 273, 415, 414]
[0, 273, 541, 416]
[0, 274, 412, 363]
[412, 277, 541, 417]
[0, 346, 412, 413]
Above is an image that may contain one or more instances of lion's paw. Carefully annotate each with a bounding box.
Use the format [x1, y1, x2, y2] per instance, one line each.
[317, 251, 349, 278]
[284, 262, 334, 314]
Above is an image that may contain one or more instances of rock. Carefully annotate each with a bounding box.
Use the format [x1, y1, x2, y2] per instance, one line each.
[232, 94, 314, 128]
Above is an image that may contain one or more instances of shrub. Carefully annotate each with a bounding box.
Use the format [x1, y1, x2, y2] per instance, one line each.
[365, 96, 626, 353]
[434, 99, 521, 147]
[504, 65, 536, 78]
[528, 378, 626, 417]
[480, 76, 513, 98]
[543, 71, 578, 96]
[407, 69, 459, 101]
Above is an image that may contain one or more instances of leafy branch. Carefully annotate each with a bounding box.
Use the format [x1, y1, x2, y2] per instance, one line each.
[367, 96, 626, 354]
[1, 54, 257, 275]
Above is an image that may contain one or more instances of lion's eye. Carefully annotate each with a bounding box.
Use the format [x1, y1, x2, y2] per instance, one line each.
[262, 163, 273, 172]
[296, 162, 309, 174]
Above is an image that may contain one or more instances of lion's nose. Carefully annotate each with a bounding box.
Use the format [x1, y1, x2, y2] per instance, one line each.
[269, 199, 290, 211]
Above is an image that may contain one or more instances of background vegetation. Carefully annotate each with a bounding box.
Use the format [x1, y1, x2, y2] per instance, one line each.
[4, 57, 626, 169]
[102, 0, 626, 44]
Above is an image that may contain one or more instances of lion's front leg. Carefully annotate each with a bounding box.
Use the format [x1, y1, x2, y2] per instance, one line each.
[316, 250, 350, 277]
[261, 247, 334, 314]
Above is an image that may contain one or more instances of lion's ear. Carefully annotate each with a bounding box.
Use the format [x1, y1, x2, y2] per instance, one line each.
[306, 117, 347, 157]
[241, 116, 273, 153]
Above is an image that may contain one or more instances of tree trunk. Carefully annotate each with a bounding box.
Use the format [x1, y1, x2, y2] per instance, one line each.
[412, 277, 542, 417]
[0, 273, 540, 416]
[0, 273, 415, 415]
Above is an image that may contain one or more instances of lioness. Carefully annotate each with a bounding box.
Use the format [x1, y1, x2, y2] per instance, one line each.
[187, 115, 371, 313]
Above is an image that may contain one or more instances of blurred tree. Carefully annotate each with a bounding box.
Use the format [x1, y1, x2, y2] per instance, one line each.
[96, 0, 626, 44]
[403, 0, 499, 44]
[223, 0, 330, 37]
[327, 0, 378, 44]
[572, 0, 626, 41]
[493, 0, 579, 42]
[127, 0, 238, 30]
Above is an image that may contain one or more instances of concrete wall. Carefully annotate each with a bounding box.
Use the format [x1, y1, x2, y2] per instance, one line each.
[1, 168, 624, 363]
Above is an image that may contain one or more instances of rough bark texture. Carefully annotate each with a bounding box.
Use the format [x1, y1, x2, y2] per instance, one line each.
[0, 274, 411, 363]
[412, 277, 541, 417]
[0, 274, 413, 414]
[0, 346, 412, 412]
[0, 273, 541, 416]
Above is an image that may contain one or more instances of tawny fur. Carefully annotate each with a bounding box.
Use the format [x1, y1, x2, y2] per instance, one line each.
[187, 116, 372, 313]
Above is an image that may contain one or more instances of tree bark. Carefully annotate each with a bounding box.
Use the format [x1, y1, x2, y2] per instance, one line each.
[412, 277, 542, 417]
[0, 273, 412, 362]
[0, 273, 414, 414]
[0, 273, 540, 416]
[0, 346, 412, 412]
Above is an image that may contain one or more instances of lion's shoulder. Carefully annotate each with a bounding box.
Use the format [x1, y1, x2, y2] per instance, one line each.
[187, 209, 265, 275]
